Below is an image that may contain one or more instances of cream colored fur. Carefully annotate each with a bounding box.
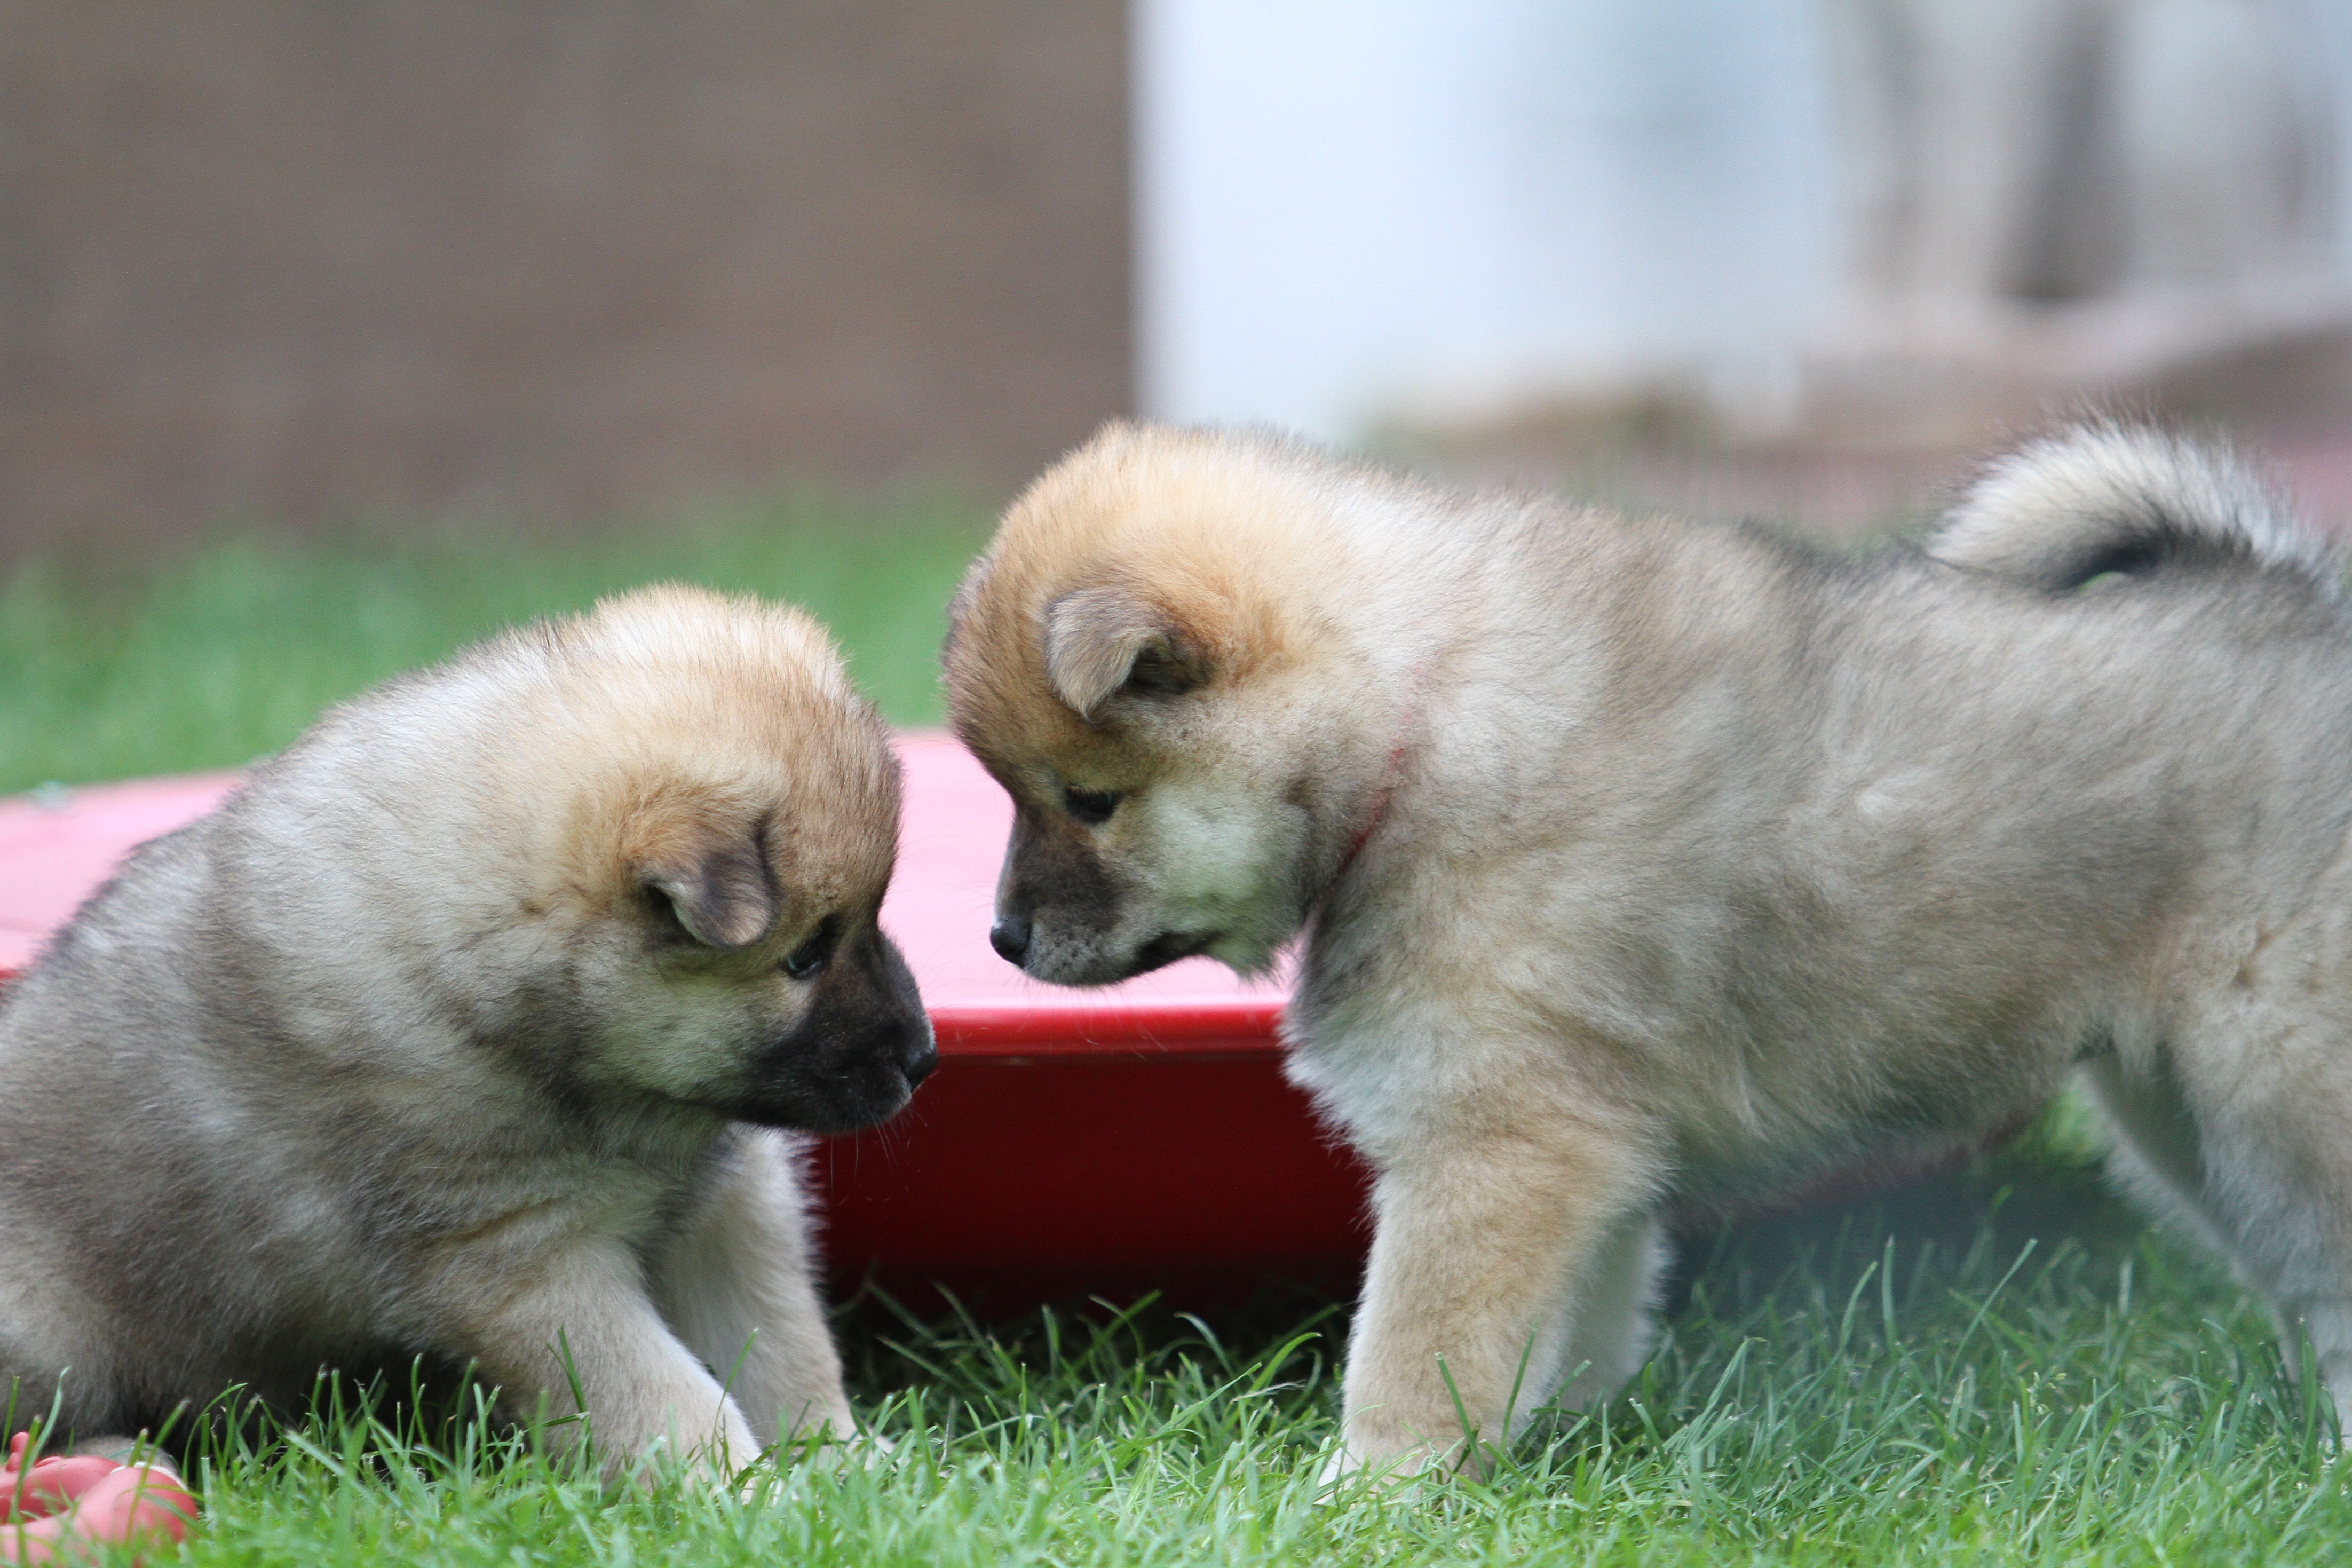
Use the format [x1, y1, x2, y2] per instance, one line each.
[946, 421, 2352, 1480]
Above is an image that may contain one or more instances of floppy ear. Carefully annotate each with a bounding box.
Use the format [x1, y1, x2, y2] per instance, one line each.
[1042, 587, 1211, 720]
[638, 820, 779, 949]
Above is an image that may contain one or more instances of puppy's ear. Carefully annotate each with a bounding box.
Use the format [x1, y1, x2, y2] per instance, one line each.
[638, 821, 778, 949]
[1042, 587, 1211, 720]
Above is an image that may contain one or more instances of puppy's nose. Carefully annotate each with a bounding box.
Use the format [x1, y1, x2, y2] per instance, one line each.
[989, 915, 1031, 966]
[904, 1040, 938, 1088]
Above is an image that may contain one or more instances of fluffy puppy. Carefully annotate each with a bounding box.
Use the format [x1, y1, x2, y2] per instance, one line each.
[945, 420, 2352, 1477]
[0, 585, 934, 1480]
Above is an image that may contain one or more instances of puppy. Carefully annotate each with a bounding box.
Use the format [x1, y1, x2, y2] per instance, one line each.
[0, 585, 935, 1480]
[944, 421, 2352, 1477]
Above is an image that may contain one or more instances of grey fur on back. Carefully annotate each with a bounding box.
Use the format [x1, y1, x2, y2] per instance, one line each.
[1930, 423, 2340, 597]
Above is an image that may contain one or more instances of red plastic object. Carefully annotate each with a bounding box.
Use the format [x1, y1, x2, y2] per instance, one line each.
[0, 737, 1366, 1311]
[0, 1433, 198, 1564]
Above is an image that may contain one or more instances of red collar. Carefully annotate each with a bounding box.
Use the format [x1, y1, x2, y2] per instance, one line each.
[1318, 665, 1424, 909]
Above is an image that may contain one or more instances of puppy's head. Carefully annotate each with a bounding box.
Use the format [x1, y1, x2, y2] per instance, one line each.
[943, 424, 1385, 986]
[471, 586, 933, 1134]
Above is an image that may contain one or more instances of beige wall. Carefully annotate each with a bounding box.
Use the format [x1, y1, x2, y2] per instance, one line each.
[0, 2, 1130, 557]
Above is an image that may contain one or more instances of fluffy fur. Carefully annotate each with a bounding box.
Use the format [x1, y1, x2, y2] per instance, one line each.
[0, 585, 935, 1480]
[945, 419, 2352, 1478]
[1935, 422, 2340, 594]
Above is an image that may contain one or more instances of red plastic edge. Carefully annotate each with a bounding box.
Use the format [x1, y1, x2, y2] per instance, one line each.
[929, 999, 1286, 1055]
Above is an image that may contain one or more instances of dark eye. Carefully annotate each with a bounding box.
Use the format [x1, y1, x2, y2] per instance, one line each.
[1063, 787, 1121, 826]
[782, 917, 840, 980]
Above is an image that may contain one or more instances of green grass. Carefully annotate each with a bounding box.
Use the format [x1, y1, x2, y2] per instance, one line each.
[0, 497, 991, 794]
[104, 1165, 2352, 1567]
[9, 519, 2351, 1563]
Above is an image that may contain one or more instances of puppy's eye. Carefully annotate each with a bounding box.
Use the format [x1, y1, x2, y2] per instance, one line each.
[782, 917, 840, 981]
[1063, 787, 1121, 826]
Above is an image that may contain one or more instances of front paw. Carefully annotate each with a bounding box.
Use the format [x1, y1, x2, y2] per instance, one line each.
[814, 1425, 894, 1472]
[1317, 1420, 1476, 1492]
[734, 1416, 892, 1498]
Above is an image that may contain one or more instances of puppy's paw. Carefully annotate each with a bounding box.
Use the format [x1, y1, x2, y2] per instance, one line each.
[1314, 1429, 1460, 1495]
[842, 1427, 896, 1466]
[724, 1400, 888, 1498]
[803, 1424, 895, 1473]
[762, 1416, 893, 1476]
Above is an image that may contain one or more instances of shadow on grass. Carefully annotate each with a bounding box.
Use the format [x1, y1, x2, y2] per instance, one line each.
[835, 1106, 2155, 1408]
[1663, 1124, 2148, 1327]
[829, 1090, 2307, 1512]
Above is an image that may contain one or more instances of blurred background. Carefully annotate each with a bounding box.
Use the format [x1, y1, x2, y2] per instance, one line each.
[7, 0, 2352, 785]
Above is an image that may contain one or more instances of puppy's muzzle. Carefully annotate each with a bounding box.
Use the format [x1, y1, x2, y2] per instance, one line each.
[1130, 929, 1213, 975]
[989, 915, 1031, 966]
[991, 804, 1138, 983]
[738, 930, 936, 1133]
[904, 1031, 938, 1088]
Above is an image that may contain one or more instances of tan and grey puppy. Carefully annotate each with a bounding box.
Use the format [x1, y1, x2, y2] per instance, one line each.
[0, 585, 933, 1480]
[945, 421, 2352, 1478]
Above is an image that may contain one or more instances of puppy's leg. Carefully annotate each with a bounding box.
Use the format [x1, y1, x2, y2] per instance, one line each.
[1329, 1101, 1658, 1481]
[1, 1255, 132, 1445]
[460, 1240, 761, 1481]
[2080, 1055, 2239, 1260]
[2090, 1021, 2352, 1432]
[648, 1130, 857, 1453]
[1549, 1210, 1670, 1412]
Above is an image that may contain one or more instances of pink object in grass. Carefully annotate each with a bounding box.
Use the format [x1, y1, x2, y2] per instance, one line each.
[0, 1432, 199, 1564]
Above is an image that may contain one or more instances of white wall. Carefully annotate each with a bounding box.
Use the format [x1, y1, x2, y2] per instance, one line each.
[1132, 0, 1842, 438]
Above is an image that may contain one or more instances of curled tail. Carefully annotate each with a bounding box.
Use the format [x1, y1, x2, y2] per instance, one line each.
[1929, 424, 2341, 599]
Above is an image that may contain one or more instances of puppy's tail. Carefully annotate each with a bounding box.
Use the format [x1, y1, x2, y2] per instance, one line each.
[1929, 424, 2341, 599]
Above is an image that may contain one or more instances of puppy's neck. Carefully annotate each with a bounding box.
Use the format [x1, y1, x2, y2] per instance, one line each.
[1315, 662, 1428, 913]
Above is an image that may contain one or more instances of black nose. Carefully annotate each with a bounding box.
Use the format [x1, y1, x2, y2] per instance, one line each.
[989, 915, 1031, 966]
[904, 1039, 938, 1088]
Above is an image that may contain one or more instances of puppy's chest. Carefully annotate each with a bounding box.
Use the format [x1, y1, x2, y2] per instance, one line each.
[1287, 939, 2066, 1182]
[378, 1127, 717, 1274]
